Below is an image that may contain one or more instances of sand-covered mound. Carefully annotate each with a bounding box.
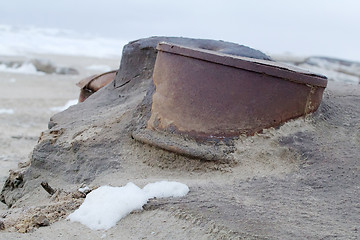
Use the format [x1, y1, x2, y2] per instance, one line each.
[0, 37, 359, 239]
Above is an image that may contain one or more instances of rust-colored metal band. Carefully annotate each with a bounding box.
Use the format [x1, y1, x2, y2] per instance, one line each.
[157, 42, 327, 88]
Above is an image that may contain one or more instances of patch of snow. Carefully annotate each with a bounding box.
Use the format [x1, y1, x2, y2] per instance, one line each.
[68, 183, 148, 230]
[78, 186, 90, 193]
[86, 64, 112, 72]
[0, 109, 14, 114]
[50, 99, 78, 112]
[0, 63, 44, 75]
[143, 181, 190, 199]
[68, 181, 189, 230]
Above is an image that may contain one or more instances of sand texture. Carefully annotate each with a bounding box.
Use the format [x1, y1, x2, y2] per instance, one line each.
[0, 38, 359, 239]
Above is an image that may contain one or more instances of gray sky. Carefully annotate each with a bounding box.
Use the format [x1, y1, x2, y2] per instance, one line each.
[1, 0, 359, 61]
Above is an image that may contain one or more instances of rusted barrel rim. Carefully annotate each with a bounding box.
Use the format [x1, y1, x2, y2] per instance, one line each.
[157, 42, 328, 88]
[132, 42, 328, 161]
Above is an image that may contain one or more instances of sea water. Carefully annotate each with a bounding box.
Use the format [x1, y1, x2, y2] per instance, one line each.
[0, 24, 125, 188]
[0, 24, 127, 58]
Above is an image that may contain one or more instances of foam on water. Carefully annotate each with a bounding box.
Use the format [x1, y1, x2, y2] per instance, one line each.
[0, 24, 127, 58]
[0, 109, 14, 114]
[50, 99, 78, 112]
[0, 63, 44, 75]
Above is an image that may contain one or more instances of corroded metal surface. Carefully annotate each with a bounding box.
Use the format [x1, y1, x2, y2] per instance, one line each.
[76, 70, 117, 102]
[147, 42, 327, 140]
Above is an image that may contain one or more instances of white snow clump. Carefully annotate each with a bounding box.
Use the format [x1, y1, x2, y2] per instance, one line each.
[67, 181, 189, 230]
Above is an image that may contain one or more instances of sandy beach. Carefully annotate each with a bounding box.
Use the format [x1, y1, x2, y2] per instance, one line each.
[0, 54, 120, 198]
[0, 53, 228, 240]
[1, 0, 360, 236]
[2, 0, 360, 236]
[0, 45, 359, 240]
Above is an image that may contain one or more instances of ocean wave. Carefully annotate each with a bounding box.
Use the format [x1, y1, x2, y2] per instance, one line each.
[0, 108, 14, 114]
[0, 24, 127, 58]
[50, 99, 78, 112]
[0, 62, 44, 75]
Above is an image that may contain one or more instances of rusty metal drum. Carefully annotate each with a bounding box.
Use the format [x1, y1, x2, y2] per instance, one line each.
[147, 42, 327, 140]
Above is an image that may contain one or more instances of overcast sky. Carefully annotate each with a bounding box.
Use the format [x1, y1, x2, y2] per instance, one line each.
[1, 0, 359, 61]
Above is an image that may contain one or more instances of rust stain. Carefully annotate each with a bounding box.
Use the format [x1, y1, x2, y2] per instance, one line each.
[146, 42, 327, 140]
[76, 70, 117, 102]
[304, 85, 318, 115]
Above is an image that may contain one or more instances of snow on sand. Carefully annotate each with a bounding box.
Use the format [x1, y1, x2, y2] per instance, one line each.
[67, 181, 189, 230]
